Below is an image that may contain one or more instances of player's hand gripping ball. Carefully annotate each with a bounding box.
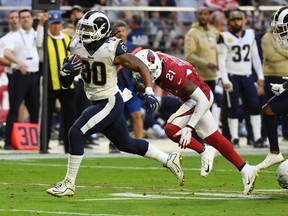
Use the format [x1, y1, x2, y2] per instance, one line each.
[60, 54, 82, 77]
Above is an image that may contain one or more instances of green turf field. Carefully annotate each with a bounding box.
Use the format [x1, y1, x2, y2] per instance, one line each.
[0, 154, 287, 216]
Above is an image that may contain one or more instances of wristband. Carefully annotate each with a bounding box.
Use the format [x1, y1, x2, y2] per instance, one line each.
[145, 87, 154, 94]
[186, 125, 194, 130]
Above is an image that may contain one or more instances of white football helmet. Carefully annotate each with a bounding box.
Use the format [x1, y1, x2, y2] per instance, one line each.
[276, 160, 288, 189]
[271, 6, 288, 42]
[75, 10, 111, 43]
[134, 49, 162, 82]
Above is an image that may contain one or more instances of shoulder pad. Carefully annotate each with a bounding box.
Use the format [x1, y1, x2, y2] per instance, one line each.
[69, 37, 79, 51]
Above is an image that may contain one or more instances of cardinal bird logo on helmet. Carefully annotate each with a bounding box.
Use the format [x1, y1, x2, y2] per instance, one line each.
[147, 50, 155, 64]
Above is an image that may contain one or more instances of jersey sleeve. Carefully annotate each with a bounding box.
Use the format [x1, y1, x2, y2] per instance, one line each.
[217, 33, 230, 84]
[69, 37, 78, 54]
[115, 39, 128, 57]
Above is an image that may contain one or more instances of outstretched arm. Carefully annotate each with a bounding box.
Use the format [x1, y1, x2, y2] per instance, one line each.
[175, 80, 212, 148]
[114, 53, 153, 89]
[114, 53, 159, 111]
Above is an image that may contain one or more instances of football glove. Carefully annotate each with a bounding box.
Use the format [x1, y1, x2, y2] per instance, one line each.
[138, 87, 159, 111]
[270, 83, 285, 96]
[174, 126, 193, 149]
[60, 55, 82, 77]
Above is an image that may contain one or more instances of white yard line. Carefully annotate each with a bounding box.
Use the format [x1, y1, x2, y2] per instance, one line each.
[0, 161, 278, 175]
[81, 191, 272, 201]
[0, 209, 131, 216]
[0, 181, 284, 194]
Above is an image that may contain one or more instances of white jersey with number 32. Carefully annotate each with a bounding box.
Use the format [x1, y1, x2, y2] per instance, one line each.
[220, 29, 257, 76]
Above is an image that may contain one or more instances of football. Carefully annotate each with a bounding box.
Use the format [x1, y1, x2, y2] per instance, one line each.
[276, 160, 288, 189]
[68, 54, 82, 75]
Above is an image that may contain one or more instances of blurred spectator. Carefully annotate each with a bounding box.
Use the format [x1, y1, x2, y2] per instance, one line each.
[127, 14, 149, 47]
[91, 0, 122, 23]
[0, 10, 19, 140]
[63, 5, 84, 38]
[0, 0, 31, 19]
[175, 0, 198, 25]
[68, 0, 98, 8]
[244, 1, 266, 35]
[114, 20, 144, 139]
[4, 9, 40, 150]
[148, 0, 183, 51]
[1, 0, 31, 6]
[36, 11, 76, 153]
[210, 10, 227, 32]
[203, 0, 239, 11]
[185, 6, 218, 96]
[120, 0, 147, 20]
[0, 10, 19, 73]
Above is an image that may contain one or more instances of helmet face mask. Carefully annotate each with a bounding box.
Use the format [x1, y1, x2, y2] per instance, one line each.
[271, 21, 288, 42]
[134, 49, 162, 83]
[272, 6, 288, 44]
[132, 72, 146, 91]
[75, 11, 111, 44]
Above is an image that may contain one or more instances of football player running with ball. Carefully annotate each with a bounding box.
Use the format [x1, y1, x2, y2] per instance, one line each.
[256, 6, 288, 170]
[133, 49, 260, 195]
[46, 11, 184, 197]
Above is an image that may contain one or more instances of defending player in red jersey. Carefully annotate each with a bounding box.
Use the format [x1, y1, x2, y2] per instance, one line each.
[134, 49, 260, 195]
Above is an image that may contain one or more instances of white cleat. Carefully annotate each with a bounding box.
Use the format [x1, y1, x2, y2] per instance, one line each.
[257, 152, 284, 170]
[47, 178, 75, 197]
[165, 152, 185, 186]
[200, 145, 217, 177]
[240, 164, 259, 195]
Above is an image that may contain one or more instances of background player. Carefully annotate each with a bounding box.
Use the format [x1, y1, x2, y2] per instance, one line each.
[217, 10, 266, 148]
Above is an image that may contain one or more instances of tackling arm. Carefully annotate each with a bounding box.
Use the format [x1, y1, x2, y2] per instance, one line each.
[175, 80, 212, 148]
[114, 53, 154, 89]
[180, 80, 211, 128]
[115, 53, 159, 111]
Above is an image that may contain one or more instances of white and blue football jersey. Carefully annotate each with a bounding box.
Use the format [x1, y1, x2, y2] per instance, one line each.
[217, 29, 264, 84]
[70, 37, 127, 101]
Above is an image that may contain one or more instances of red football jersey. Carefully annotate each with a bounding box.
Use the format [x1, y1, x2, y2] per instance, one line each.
[156, 53, 211, 102]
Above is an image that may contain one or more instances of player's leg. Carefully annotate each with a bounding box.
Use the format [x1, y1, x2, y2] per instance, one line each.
[201, 111, 259, 195]
[257, 93, 288, 169]
[164, 94, 216, 177]
[242, 75, 266, 148]
[226, 74, 241, 147]
[4, 72, 29, 149]
[164, 102, 208, 152]
[103, 114, 184, 186]
[47, 93, 124, 197]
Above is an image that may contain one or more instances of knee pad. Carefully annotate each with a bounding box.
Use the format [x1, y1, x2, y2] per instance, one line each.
[164, 123, 181, 142]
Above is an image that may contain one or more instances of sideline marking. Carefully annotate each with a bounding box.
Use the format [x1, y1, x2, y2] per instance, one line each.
[0, 161, 277, 174]
[81, 192, 271, 201]
[0, 209, 123, 216]
[0, 181, 286, 194]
